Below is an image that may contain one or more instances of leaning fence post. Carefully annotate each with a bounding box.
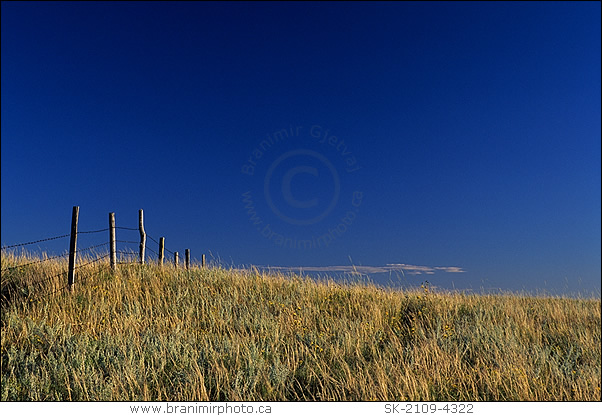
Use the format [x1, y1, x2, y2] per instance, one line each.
[139, 209, 146, 264]
[158, 237, 165, 267]
[109, 212, 116, 272]
[185, 249, 190, 270]
[67, 206, 79, 291]
[174, 252, 179, 268]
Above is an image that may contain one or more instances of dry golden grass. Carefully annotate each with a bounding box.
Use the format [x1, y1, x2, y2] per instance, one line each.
[1, 252, 600, 401]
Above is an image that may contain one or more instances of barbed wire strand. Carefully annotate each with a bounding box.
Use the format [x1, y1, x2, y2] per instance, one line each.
[1, 270, 67, 299]
[77, 242, 110, 254]
[77, 228, 109, 235]
[147, 234, 177, 256]
[5, 256, 108, 302]
[1, 252, 70, 272]
[76, 265, 110, 285]
[4, 255, 121, 306]
[1, 234, 71, 250]
[32, 262, 112, 302]
[75, 254, 110, 270]
[117, 257, 137, 263]
[1, 242, 108, 273]
[2, 222, 198, 304]
[116, 250, 137, 255]
[27, 270, 68, 287]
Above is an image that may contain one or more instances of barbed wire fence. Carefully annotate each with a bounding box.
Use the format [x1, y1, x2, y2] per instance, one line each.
[1, 206, 205, 306]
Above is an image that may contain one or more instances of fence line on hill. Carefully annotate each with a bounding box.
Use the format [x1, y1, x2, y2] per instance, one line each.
[1, 206, 206, 303]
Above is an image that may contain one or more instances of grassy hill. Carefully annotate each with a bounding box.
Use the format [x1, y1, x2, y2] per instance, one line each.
[1, 252, 600, 401]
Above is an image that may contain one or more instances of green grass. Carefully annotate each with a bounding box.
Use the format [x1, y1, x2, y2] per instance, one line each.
[1, 252, 600, 401]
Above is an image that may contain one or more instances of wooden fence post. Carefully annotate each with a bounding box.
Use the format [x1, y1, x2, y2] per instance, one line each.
[139, 209, 146, 264]
[174, 252, 179, 268]
[109, 212, 116, 272]
[202, 254, 206, 268]
[67, 206, 79, 291]
[158, 237, 165, 267]
[185, 249, 190, 270]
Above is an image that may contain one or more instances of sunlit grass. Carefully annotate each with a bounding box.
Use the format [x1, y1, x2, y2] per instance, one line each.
[1, 252, 600, 401]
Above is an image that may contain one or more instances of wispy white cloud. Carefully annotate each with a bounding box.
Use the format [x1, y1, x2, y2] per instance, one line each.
[433, 266, 465, 273]
[252, 263, 465, 276]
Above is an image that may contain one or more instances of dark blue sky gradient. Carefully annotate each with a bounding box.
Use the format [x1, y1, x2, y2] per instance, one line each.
[2, 2, 600, 296]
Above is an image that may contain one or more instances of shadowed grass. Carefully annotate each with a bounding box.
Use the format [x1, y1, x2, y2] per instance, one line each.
[1, 252, 600, 401]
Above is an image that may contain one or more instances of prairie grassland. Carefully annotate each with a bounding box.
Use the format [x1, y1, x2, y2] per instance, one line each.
[1, 252, 600, 401]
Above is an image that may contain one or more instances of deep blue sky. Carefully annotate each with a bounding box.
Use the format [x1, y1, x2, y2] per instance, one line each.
[2, 2, 600, 296]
